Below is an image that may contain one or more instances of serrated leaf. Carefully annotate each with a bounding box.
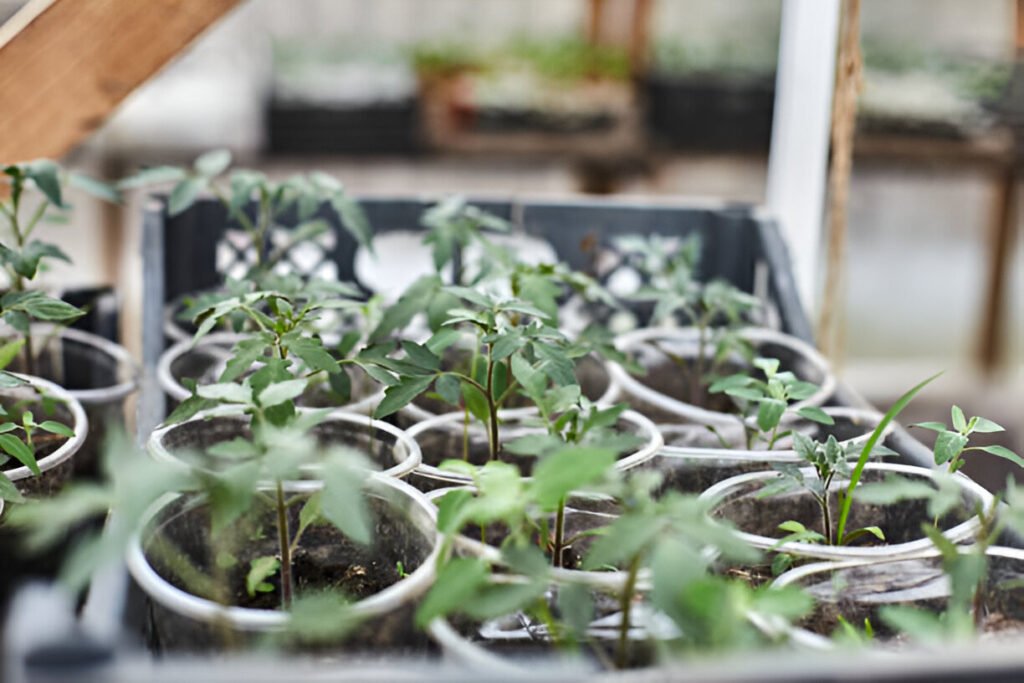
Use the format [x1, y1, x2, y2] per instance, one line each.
[197, 382, 252, 404]
[934, 430, 968, 466]
[530, 446, 615, 510]
[24, 159, 63, 207]
[912, 421, 947, 433]
[460, 381, 489, 424]
[434, 373, 461, 405]
[289, 337, 339, 374]
[373, 375, 434, 419]
[164, 395, 219, 425]
[400, 341, 440, 371]
[257, 378, 307, 408]
[415, 556, 489, 626]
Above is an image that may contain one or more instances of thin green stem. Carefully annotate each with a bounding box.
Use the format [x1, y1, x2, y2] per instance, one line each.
[616, 554, 642, 669]
[552, 498, 566, 568]
[275, 480, 294, 610]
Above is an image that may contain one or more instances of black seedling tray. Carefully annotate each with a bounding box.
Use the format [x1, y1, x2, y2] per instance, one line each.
[3, 195, 987, 682]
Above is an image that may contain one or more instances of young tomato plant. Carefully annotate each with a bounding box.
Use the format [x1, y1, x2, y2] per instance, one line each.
[709, 357, 834, 449]
[0, 384, 75, 503]
[167, 289, 372, 610]
[1, 161, 116, 374]
[367, 287, 577, 461]
[616, 233, 759, 407]
[913, 405, 1023, 474]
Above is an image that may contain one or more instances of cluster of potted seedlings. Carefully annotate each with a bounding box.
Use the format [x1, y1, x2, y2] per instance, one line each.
[2, 153, 1024, 673]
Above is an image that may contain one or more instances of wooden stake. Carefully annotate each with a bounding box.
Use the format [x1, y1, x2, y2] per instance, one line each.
[816, 0, 862, 360]
[0, 0, 241, 162]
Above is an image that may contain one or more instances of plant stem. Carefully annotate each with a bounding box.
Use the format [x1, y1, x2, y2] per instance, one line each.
[615, 554, 642, 669]
[485, 349, 499, 460]
[692, 320, 707, 408]
[275, 481, 294, 609]
[552, 498, 566, 568]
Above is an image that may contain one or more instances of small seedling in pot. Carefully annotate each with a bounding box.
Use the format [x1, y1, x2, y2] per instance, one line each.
[366, 287, 578, 461]
[763, 433, 895, 553]
[1, 161, 117, 374]
[167, 290, 375, 610]
[0, 382, 75, 504]
[615, 233, 759, 407]
[912, 406, 1023, 475]
[709, 357, 834, 450]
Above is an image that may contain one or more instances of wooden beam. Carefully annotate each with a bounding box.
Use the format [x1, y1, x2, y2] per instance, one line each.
[0, 0, 242, 162]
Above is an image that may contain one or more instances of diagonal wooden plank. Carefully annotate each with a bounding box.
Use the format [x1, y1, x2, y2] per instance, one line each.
[0, 0, 242, 162]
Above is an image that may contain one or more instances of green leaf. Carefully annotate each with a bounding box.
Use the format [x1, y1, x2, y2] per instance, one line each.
[934, 431, 968, 466]
[257, 378, 307, 408]
[878, 605, 947, 642]
[460, 381, 489, 424]
[724, 386, 763, 402]
[68, 172, 120, 203]
[0, 473, 25, 503]
[0, 339, 25, 371]
[841, 526, 885, 545]
[912, 421, 947, 433]
[167, 177, 205, 216]
[434, 373, 461, 405]
[24, 159, 63, 207]
[373, 375, 435, 419]
[0, 434, 38, 475]
[197, 382, 252, 404]
[288, 337, 338, 374]
[400, 341, 440, 371]
[464, 580, 548, 621]
[246, 556, 280, 596]
[757, 398, 786, 432]
[331, 194, 374, 252]
[18, 295, 84, 322]
[435, 488, 474, 534]
[194, 149, 232, 177]
[319, 460, 372, 545]
[971, 445, 1024, 469]
[37, 420, 74, 438]
[415, 557, 488, 626]
[971, 417, 1005, 434]
[797, 406, 835, 426]
[328, 368, 351, 403]
[951, 405, 967, 433]
[206, 437, 259, 460]
[219, 337, 267, 383]
[529, 446, 616, 510]
[584, 513, 662, 570]
[297, 491, 323, 539]
[424, 328, 461, 355]
[164, 395, 219, 425]
[556, 582, 595, 640]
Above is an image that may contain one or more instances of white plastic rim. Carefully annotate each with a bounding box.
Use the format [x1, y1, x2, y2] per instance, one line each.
[426, 616, 529, 673]
[607, 326, 836, 427]
[2, 373, 89, 483]
[700, 462, 994, 561]
[9, 324, 139, 405]
[125, 474, 440, 632]
[157, 331, 384, 414]
[148, 405, 422, 479]
[659, 406, 890, 459]
[407, 407, 663, 487]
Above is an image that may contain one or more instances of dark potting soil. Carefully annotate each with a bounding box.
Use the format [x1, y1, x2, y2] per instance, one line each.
[713, 469, 974, 550]
[161, 415, 401, 473]
[145, 493, 434, 653]
[637, 453, 775, 498]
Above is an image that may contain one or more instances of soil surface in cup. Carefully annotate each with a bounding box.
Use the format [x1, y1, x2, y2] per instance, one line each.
[713, 469, 974, 550]
[161, 416, 402, 473]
